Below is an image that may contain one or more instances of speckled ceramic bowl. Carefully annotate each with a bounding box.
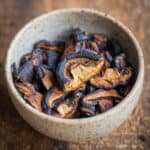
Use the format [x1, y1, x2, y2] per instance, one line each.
[5, 8, 144, 142]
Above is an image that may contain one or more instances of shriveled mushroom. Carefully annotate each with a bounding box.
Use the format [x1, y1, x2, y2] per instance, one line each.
[83, 89, 121, 102]
[61, 35, 76, 58]
[56, 93, 80, 118]
[34, 40, 65, 52]
[16, 83, 43, 111]
[107, 39, 122, 56]
[98, 99, 113, 113]
[90, 67, 133, 89]
[81, 101, 96, 116]
[123, 85, 132, 97]
[56, 51, 104, 92]
[42, 87, 67, 114]
[74, 28, 91, 42]
[11, 63, 18, 81]
[17, 61, 34, 83]
[115, 53, 127, 70]
[86, 84, 96, 94]
[93, 34, 107, 51]
[32, 49, 44, 66]
[20, 53, 32, 66]
[90, 41, 99, 52]
[81, 89, 121, 116]
[35, 65, 56, 90]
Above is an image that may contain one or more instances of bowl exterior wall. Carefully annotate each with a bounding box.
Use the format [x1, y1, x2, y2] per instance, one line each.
[5, 9, 144, 142]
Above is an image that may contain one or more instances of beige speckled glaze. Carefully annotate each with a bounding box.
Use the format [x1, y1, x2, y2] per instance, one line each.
[5, 8, 144, 142]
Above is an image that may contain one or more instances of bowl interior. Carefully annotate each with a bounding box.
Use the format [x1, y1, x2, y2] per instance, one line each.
[6, 9, 139, 118]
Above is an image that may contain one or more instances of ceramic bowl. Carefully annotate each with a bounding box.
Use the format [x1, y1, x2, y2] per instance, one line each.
[5, 8, 144, 142]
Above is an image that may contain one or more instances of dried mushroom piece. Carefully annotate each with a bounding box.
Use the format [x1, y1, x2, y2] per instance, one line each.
[77, 83, 87, 92]
[74, 28, 91, 42]
[94, 34, 107, 42]
[33, 45, 60, 69]
[56, 93, 80, 118]
[32, 48, 49, 65]
[93, 34, 107, 51]
[44, 50, 60, 69]
[81, 89, 121, 116]
[98, 99, 113, 113]
[86, 84, 96, 94]
[75, 41, 87, 52]
[90, 41, 99, 52]
[100, 51, 113, 64]
[115, 53, 126, 70]
[107, 39, 122, 56]
[34, 40, 65, 52]
[16, 83, 43, 111]
[62, 35, 92, 58]
[123, 85, 132, 97]
[56, 51, 104, 92]
[42, 87, 67, 114]
[11, 63, 18, 81]
[61, 35, 76, 58]
[32, 79, 46, 94]
[99, 51, 113, 69]
[90, 68, 133, 89]
[20, 53, 32, 66]
[17, 61, 34, 82]
[81, 100, 96, 116]
[83, 89, 121, 102]
[35, 65, 56, 90]
[32, 49, 44, 66]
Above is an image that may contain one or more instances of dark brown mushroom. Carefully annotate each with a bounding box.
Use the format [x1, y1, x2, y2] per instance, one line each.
[123, 85, 132, 97]
[32, 49, 44, 66]
[94, 34, 107, 42]
[34, 40, 65, 52]
[93, 34, 107, 50]
[61, 35, 76, 58]
[86, 84, 96, 94]
[59, 57, 104, 92]
[61, 34, 91, 59]
[80, 102, 96, 116]
[35, 65, 56, 90]
[11, 63, 18, 81]
[32, 48, 60, 69]
[56, 93, 80, 118]
[83, 89, 121, 101]
[99, 51, 112, 70]
[107, 39, 122, 56]
[74, 28, 91, 42]
[98, 99, 113, 113]
[56, 51, 104, 92]
[20, 53, 32, 66]
[16, 83, 43, 111]
[42, 87, 67, 114]
[81, 89, 121, 116]
[90, 67, 133, 89]
[77, 83, 87, 92]
[90, 41, 99, 52]
[17, 60, 34, 82]
[115, 53, 126, 70]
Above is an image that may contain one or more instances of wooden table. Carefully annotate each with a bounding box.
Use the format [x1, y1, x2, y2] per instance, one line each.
[0, 0, 149, 149]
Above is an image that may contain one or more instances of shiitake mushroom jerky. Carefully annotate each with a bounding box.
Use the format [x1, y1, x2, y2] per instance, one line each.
[12, 28, 134, 119]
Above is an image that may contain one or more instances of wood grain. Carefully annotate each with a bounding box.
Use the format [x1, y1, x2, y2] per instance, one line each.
[0, 0, 149, 149]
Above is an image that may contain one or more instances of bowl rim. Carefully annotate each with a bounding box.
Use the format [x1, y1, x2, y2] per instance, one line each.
[5, 8, 144, 125]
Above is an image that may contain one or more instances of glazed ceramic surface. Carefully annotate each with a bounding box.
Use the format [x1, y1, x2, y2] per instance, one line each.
[5, 8, 144, 142]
